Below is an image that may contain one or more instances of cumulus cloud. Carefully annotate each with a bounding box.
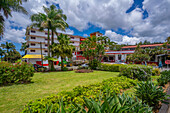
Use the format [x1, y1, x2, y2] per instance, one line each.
[57, 0, 137, 31]
[2, 28, 26, 43]
[3, 0, 170, 45]
[130, 0, 170, 42]
[105, 30, 140, 45]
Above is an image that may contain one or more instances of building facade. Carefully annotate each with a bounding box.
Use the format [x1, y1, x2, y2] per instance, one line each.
[23, 29, 169, 66]
[24, 29, 85, 66]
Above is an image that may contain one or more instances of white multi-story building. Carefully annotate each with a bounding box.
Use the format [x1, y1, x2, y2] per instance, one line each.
[23, 29, 85, 67]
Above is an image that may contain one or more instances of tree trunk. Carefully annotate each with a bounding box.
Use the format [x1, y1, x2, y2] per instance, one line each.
[6, 49, 8, 62]
[47, 28, 51, 70]
[61, 57, 64, 71]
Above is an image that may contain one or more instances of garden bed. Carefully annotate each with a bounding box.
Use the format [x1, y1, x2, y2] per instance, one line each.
[75, 69, 93, 73]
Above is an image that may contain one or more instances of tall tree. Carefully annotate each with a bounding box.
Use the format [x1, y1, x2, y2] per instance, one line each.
[0, 0, 28, 38]
[52, 34, 75, 71]
[43, 5, 68, 70]
[0, 48, 5, 62]
[20, 42, 27, 55]
[80, 36, 111, 69]
[30, 5, 68, 70]
[30, 10, 51, 70]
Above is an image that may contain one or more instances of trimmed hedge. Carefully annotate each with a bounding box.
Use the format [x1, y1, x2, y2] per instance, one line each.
[0, 62, 34, 85]
[119, 65, 153, 81]
[22, 76, 138, 112]
[98, 63, 122, 72]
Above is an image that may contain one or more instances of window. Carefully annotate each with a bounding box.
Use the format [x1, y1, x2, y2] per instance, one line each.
[45, 32, 51, 35]
[31, 43, 36, 46]
[45, 44, 48, 47]
[31, 37, 36, 39]
[31, 30, 36, 33]
[45, 38, 50, 41]
[71, 37, 74, 39]
[44, 50, 48, 52]
[109, 57, 113, 61]
[71, 41, 74, 44]
[30, 50, 35, 52]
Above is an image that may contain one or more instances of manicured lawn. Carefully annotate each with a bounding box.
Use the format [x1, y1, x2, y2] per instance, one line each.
[0, 71, 119, 113]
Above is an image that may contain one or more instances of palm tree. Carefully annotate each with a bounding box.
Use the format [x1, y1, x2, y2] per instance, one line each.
[43, 5, 68, 45]
[30, 5, 68, 70]
[30, 11, 52, 70]
[0, 0, 28, 37]
[20, 42, 28, 55]
[1, 42, 15, 62]
[52, 34, 75, 71]
[0, 48, 5, 62]
[42, 5, 68, 70]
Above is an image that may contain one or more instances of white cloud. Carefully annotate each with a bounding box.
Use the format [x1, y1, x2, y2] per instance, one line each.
[105, 30, 140, 45]
[3, 0, 170, 45]
[2, 28, 26, 43]
[83, 34, 88, 37]
[57, 29, 74, 35]
[57, 0, 135, 31]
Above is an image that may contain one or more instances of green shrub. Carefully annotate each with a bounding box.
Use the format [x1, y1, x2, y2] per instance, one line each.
[22, 76, 138, 112]
[152, 68, 160, 76]
[89, 59, 100, 70]
[28, 93, 152, 113]
[157, 70, 170, 86]
[98, 63, 122, 72]
[119, 65, 153, 81]
[72, 93, 152, 113]
[0, 62, 34, 85]
[135, 81, 169, 110]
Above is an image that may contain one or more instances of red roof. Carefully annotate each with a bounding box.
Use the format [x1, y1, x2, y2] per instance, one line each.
[121, 44, 164, 49]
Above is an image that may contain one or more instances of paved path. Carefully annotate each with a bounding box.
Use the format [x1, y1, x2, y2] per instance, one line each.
[158, 86, 170, 113]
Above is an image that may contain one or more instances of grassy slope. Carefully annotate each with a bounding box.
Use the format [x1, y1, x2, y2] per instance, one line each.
[0, 71, 119, 113]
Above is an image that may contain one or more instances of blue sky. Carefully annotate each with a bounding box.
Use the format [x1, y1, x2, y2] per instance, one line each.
[1, 0, 170, 55]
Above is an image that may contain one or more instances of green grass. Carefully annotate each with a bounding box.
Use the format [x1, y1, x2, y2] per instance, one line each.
[0, 71, 119, 113]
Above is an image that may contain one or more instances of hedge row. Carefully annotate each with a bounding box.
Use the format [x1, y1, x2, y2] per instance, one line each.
[22, 76, 138, 112]
[119, 65, 153, 81]
[0, 62, 34, 85]
[98, 63, 122, 72]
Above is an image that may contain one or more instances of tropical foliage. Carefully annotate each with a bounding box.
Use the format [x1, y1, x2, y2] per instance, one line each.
[71, 93, 152, 113]
[127, 44, 167, 62]
[20, 42, 28, 55]
[28, 93, 152, 113]
[22, 76, 138, 112]
[0, 42, 21, 62]
[98, 63, 122, 72]
[135, 81, 169, 111]
[52, 34, 75, 71]
[119, 65, 153, 81]
[0, 0, 28, 38]
[126, 45, 150, 62]
[0, 48, 5, 62]
[157, 70, 170, 86]
[80, 36, 112, 69]
[30, 5, 68, 70]
[0, 62, 34, 85]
